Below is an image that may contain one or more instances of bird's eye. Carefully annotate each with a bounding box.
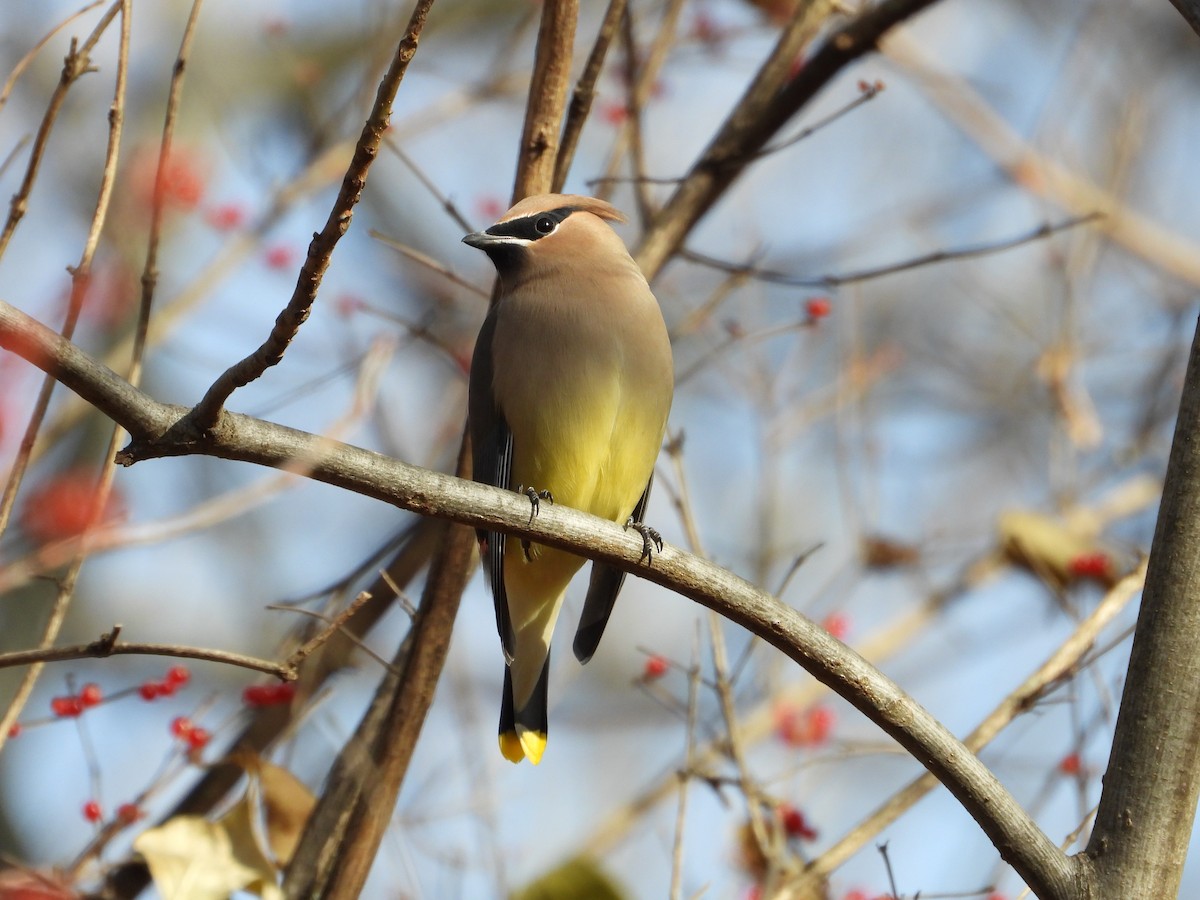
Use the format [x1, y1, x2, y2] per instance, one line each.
[534, 216, 556, 235]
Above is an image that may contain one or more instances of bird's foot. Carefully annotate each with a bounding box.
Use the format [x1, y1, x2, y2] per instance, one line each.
[517, 485, 554, 524]
[517, 486, 553, 561]
[625, 517, 664, 564]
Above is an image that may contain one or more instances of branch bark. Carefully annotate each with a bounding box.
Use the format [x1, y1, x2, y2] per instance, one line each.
[1081, 315, 1200, 896]
[283, 2, 578, 893]
[0, 294, 1077, 896]
[634, 0, 942, 280]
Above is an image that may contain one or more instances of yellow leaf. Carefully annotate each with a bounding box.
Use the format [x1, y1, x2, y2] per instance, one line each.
[256, 760, 316, 865]
[218, 796, 284, 900]
[133, 811, 280, 900]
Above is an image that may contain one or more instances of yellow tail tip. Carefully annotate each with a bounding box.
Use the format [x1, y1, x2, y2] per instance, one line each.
[498, 729, 548, 764]
[519, 728, 547, 765]
[499, 731, 526, 764]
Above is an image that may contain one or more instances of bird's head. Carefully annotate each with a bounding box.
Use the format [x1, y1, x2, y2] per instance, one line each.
[463, 193, 631, 280]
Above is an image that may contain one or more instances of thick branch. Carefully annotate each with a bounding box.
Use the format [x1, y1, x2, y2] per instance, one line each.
[1168, 0, 1200, 37]
[0, 295, 1074, 896]
[511, 0, 578, 199]
[1082, 315, 1200, 896]
[634, 0, 941, 280]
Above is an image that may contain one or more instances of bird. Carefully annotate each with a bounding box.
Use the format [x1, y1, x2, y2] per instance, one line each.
[464, 194, 674, 764]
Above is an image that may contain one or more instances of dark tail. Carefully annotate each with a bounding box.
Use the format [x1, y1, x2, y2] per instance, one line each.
[498, 653, 550, 764]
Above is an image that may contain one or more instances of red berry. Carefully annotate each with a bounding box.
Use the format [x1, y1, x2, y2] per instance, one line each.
[335, 293, 366, 318]
[243, 682, 296, 707]
[1068, 552, 1111, 581]
[51, 695, 84, 718]
[156, 150, 205, 210]
[79, 683, 102, 707]
[821, 612, 850, 640]
[169, 716, 193, 739]
[1059, 752, 1082, 775]
[805, 297, 832, 320]
[242, 684, 270, 706]
[186, 726, 211, 751]
[474, 195, 504, 221]
[778, 803, 818, 841]
[642, 655, 669, 680]
[165, 665, 191, 687]
[271, 682, 296, 704]
[7, 723, 21, 739]
[600, 101, 628, 126]
[205, 203, 245, 231]
[156, 680, 177, 697]
[83, 800, 102, 823]
[263, 245, 294, 270]
[139, 681, 161, 701]
[116, 802, 142, 824]
[22, 469, 124, 542]
[776, 704, 835, 747]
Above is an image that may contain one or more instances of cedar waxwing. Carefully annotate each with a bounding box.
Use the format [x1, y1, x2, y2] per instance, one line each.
[465, 194, 674, 764]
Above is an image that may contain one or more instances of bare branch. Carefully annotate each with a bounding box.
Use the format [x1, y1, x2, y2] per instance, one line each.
[0, 0, 132, 757]
[0, 626, 294, 680]
[189, 0, 436, 429]
[0, 294, 1077, 896]
[1084, 317, 1200, 895]
[635, 0, 943, 281]
[553, 0, 627, 192]
[510, 0, 579, 199]
[680, 213, 1103, 289]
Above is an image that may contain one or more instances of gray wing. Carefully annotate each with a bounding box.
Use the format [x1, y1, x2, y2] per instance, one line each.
[572, 476, 653, 664]
[469, 311, 516, 662]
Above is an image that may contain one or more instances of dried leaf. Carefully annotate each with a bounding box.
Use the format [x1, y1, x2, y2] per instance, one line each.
[257, 759, 317, 865]
[133, 809, 281, 900]
[218, 796, 284, 900]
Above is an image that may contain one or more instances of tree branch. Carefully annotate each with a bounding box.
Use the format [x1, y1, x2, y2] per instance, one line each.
[634, 0, 942, 280]
[188, 0, 435, 430]
[1082, 313, 1200, 896]
[0, 294, 1077, 896]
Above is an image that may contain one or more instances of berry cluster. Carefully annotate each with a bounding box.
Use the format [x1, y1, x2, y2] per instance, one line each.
[242, 681, 297, 707]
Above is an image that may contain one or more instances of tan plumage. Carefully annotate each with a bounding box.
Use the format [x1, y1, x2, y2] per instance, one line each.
[465, 194, 674, 764]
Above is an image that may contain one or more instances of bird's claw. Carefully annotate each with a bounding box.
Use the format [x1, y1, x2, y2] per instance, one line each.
[625, 517, 664, 564]
[518, 485, 554, 525]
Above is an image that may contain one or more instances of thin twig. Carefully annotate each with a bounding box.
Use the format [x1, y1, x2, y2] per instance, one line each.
[0, 0, 120, 259]
[0, 0, 123, 541]
[754, 79, 884, 160]
[284, 590, 375, 670]
[594, 0, 687, 209]
[669, 623, 702, 900]
[635, 0, 942, 281]
[680, 212, 1103, 289]
[0, 626, 296, 680]
[0, 0, 105, 114]
[190, 0, 437, 429]
[553, 0, 627, 192]
[0, 0, 131, 757]
[385, 139, 474, 233]
[884, 28, 1200, 287]
[369, 229, 490, 297]
[267, 603, 399, 675]
[803, 563, 1143, 882]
